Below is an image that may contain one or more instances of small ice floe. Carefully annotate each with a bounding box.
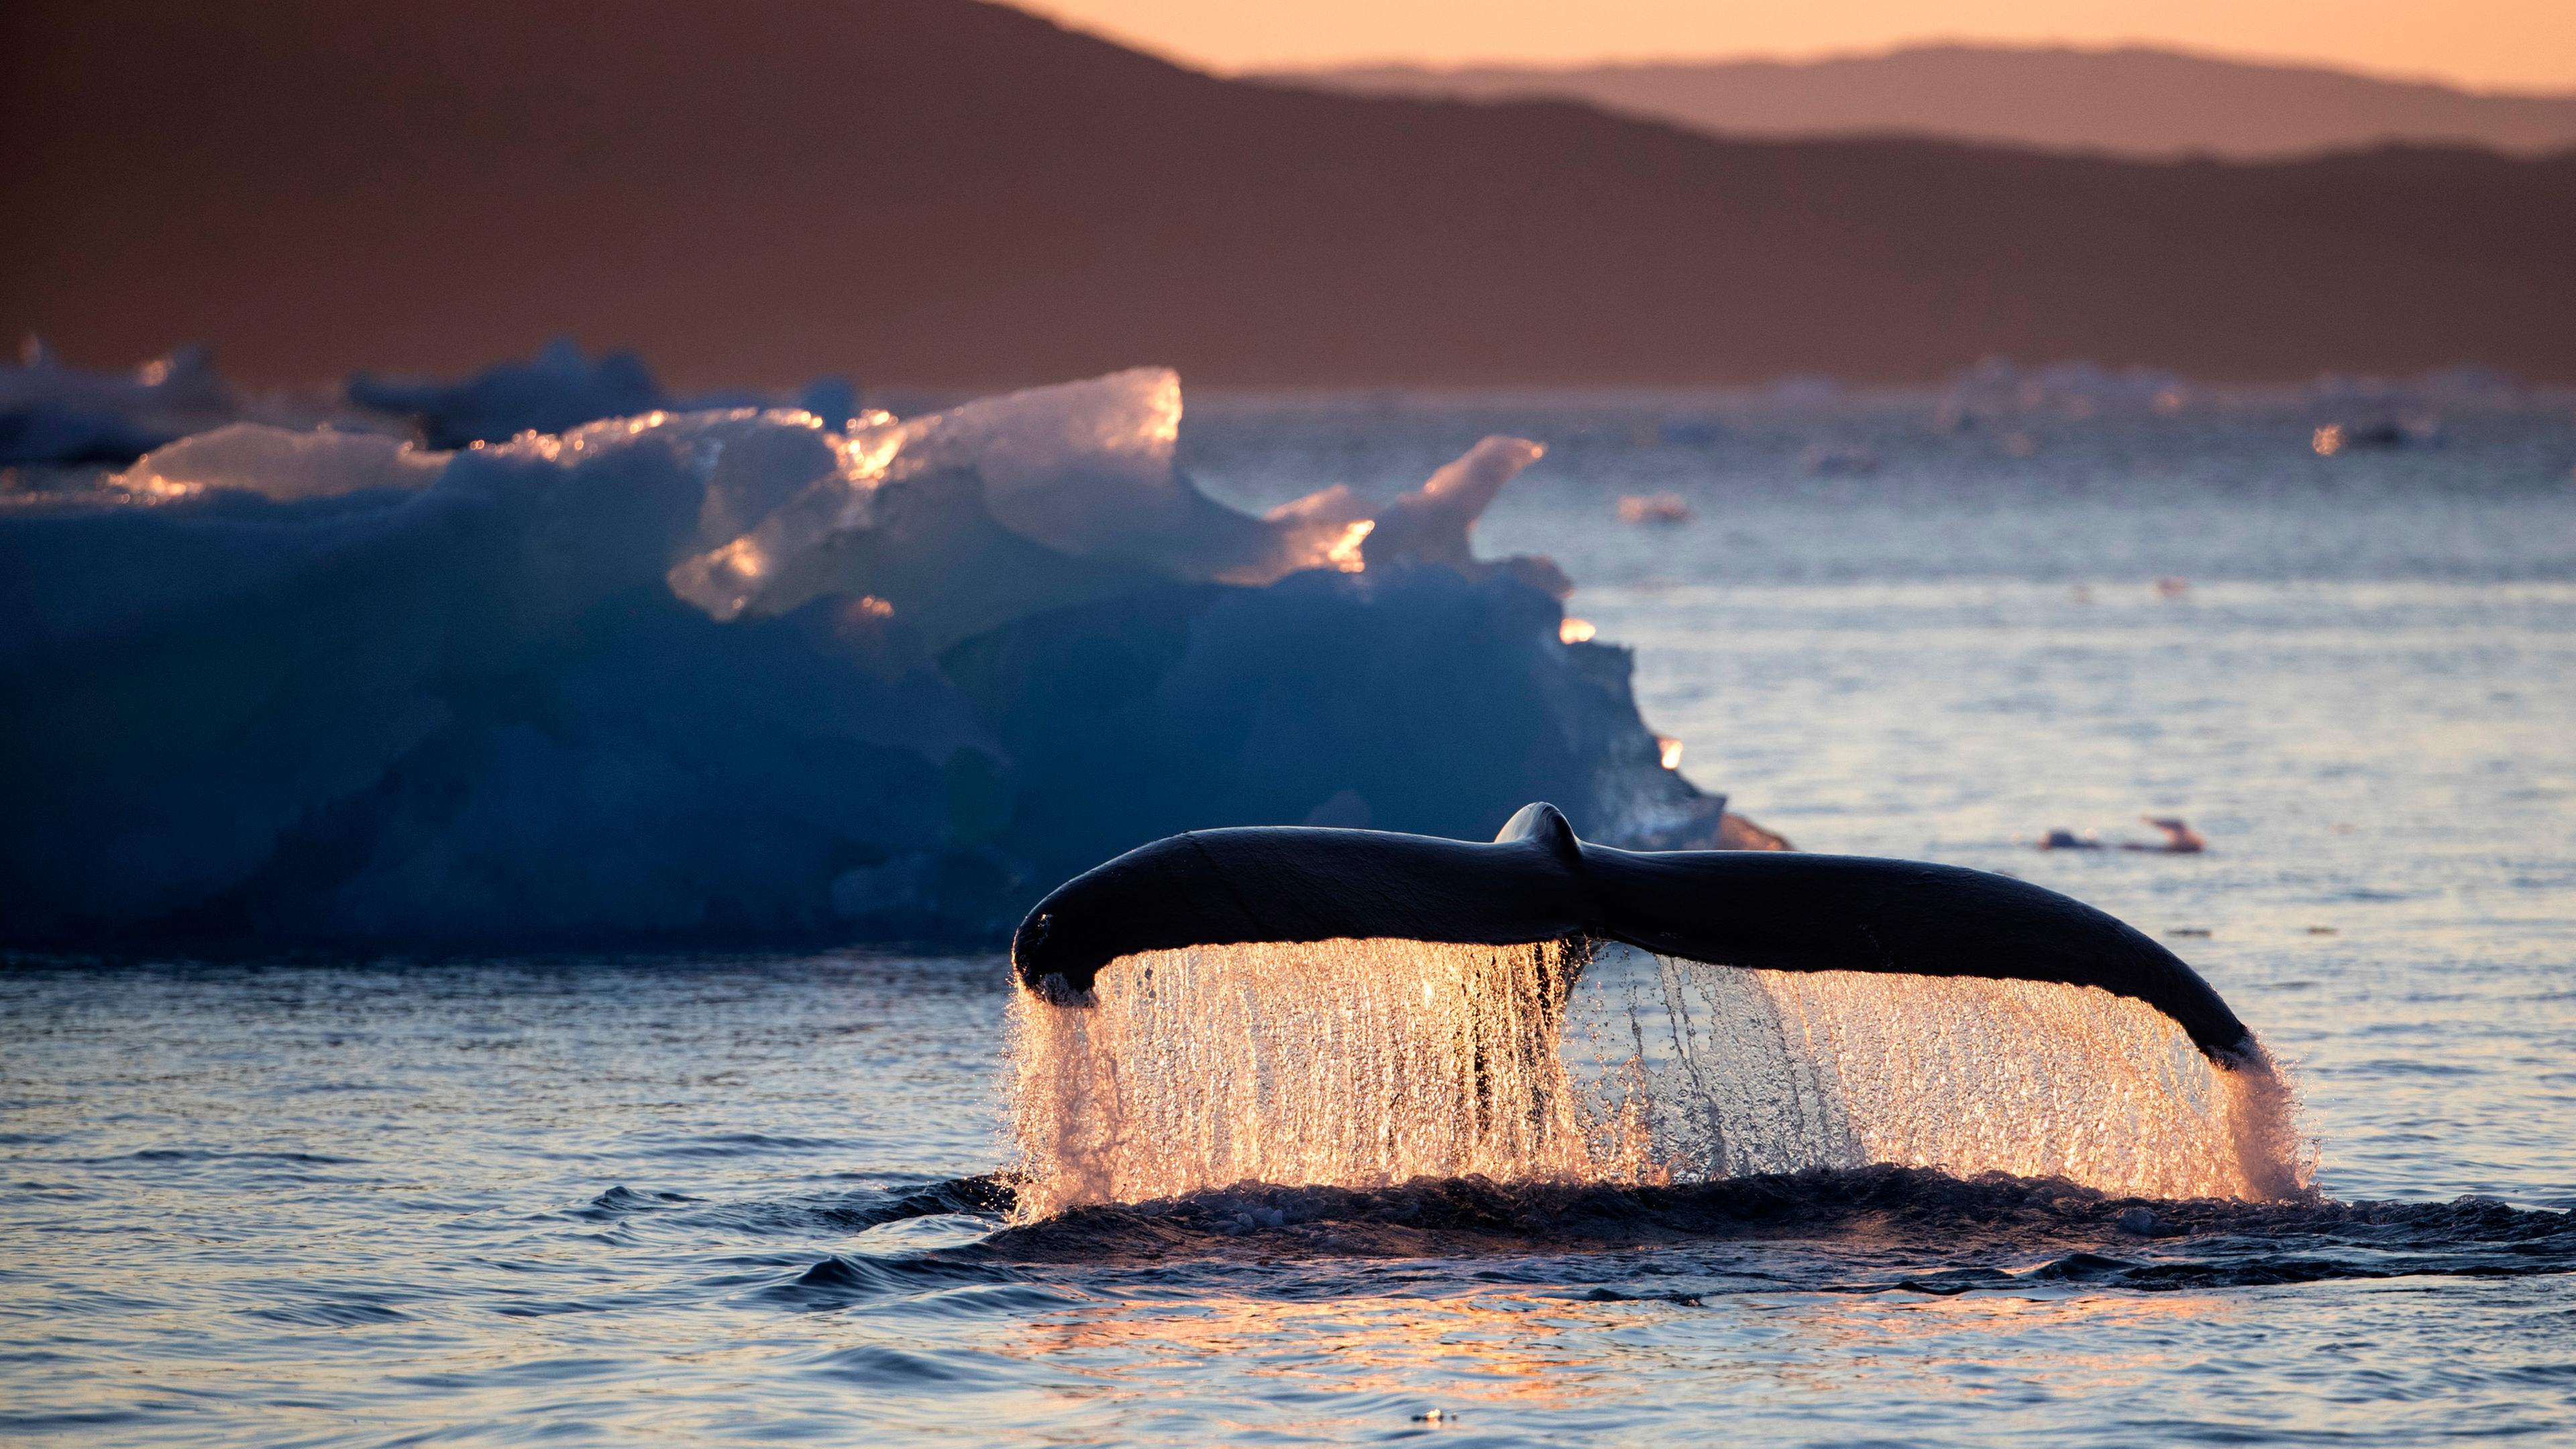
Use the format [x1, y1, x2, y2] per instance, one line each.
[2123, 816, 2207, 853]
[2313, 416, 2443, 456]
[2038, 816, 2204, 853]
[1796, 441, 1879, 476]
[1615, 492, 1690, 525]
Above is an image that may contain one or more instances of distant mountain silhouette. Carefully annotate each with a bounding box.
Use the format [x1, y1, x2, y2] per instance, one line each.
[5, 2, 2573, 386]
[1288, 46, 2576, 162]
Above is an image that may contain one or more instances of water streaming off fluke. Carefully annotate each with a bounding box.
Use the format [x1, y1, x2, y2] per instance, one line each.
[1006, 940, 1606, 1219]
[1004, 939, 2311, 1218]
[1580, 953, 2312, 1201]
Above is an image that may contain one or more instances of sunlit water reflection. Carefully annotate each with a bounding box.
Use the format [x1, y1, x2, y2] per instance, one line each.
[7, 395, 2575, 1444]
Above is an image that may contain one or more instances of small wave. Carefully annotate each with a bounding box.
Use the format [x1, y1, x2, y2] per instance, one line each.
[564, 1185, 702, 1222]
[644, 1132, 857, 1159]
[971, 1166, 2576, 1290]
[99, 1148, 365, 1165]
[804, 1344, 1022, 1386]
[680, 1175, 1018, 1237]
[0, 1411, 151, 1434]
[755, 1252, 1025, 1311]
[245, 1300, 415, 1328]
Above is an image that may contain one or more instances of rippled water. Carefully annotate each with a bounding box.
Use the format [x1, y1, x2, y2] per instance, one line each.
[7, 393, 2575, 1444]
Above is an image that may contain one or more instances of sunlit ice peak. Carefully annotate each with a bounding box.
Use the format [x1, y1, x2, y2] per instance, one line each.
[1559, 616, 1596, 644]
[891, 367, 1189, 558]
[837, 409, 906, 482]
[1326, 519, 1375, 572]
[1658, 736, 1685, 770]
[1362, 435, 1545, 572]
[891, 367, 1181, 494]
[1423, 436, 1544, 505]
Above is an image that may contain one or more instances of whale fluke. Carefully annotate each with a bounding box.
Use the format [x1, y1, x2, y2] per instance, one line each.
[1010, 802, 2257, 1062]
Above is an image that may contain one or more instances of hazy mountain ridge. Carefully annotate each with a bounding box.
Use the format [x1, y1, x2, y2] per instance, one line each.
[6, 2, 2573, 386]
[1282, 44, 2576, 161]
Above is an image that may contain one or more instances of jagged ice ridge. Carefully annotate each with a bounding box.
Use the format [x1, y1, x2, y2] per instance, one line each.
[0, 368, 1735, 948]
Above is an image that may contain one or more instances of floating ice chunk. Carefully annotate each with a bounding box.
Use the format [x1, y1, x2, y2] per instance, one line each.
[1616, 492, 1690, 526]
[350, 338, 668, 448]
[113, 423, 447, 501]
[1796, 441, 1880, 476]
[1, 337, 231, 416]
[0, 362, 1728, 951]
[0, 339, 235, 466]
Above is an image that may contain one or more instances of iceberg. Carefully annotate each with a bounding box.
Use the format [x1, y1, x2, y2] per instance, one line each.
[0, 367, 1747, 950]
[0, 339, 237, 468]
[345, 338, 867, 449]
[347, 339, 670, 449]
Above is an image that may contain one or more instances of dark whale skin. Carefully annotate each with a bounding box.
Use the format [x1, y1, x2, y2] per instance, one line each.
[1010, 802, 2255, 1061]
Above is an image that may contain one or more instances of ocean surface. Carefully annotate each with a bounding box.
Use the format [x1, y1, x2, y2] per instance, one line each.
[7, 388, 2575, 1444]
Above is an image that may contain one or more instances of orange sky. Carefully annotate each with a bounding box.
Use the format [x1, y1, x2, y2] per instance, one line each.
[1019, 0, 2576, 93]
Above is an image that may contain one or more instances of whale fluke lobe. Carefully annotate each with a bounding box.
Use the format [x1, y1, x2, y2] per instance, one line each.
[1010, 803, 2255, 1061]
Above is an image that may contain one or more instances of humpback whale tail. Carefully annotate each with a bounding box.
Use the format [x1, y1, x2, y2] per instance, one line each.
[1005, 805, 2309, 1213]
[1012, 802, 2256, 1063]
